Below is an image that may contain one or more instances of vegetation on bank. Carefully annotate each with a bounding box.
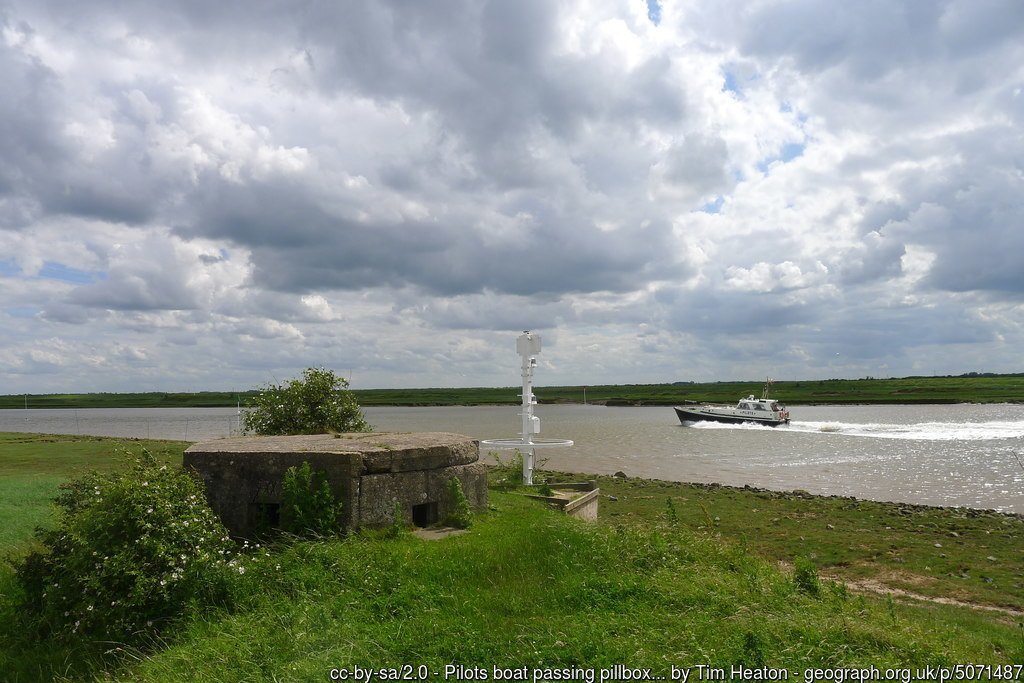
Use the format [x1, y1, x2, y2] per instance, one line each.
[15, 449, 242, 642]
[0, 391, 259, 410]
[0, 433, 1022, 680]
[3, 373, 1024, 409]
[580, 474, 1024, 613]
[243, 367, 369, 435]
[354, 373, 1024, 405]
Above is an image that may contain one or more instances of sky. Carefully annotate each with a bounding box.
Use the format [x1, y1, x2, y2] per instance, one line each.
[2, 0, 1023, 393]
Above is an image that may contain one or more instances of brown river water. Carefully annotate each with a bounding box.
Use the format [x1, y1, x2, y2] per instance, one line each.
[2, 403, 1022, 512]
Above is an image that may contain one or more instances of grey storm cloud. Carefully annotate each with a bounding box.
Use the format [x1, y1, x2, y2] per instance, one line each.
[0, 34, 59, 226]
[177, 172, 681, 297]
[2, 0, 1024, 392]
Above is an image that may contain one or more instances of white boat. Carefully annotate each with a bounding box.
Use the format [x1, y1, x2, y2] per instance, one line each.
[674, 380, 790, 427]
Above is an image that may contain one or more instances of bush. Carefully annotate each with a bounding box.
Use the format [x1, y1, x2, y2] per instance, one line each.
[243, 367, 370, 435]
[793, 555, 821, 597]
[16, 449, 244, 642]
[387, 500, 408, 538]
[444, 477, 472, 529]
[280, 461, 342, 537]
[664, 497, 679, 526]
[489, 450, 524, 489]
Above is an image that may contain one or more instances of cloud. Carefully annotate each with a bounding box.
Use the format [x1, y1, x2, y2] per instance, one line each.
[2, 0, 1024, 392]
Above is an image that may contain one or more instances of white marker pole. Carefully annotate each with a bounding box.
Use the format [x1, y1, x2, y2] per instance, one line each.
[482, 332, 571, 486]
[516, 331, 542, 485]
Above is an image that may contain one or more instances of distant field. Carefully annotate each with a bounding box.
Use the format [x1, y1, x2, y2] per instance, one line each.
[0, 391, 258, 410]
[3, 373, 1024, 408]
[355, 374, 1024, 406]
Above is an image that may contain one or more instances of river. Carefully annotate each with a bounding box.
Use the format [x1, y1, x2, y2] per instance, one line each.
[1, 403, 1022, 512]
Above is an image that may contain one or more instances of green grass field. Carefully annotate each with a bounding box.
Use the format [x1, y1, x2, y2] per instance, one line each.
[3, 373, 1024, 408]
[0, 433, 1022, 681]
[0, 433, 188, 554]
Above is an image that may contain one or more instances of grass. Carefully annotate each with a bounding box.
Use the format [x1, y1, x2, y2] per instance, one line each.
[582, 475, 1024, 613]
[3, 372, 1024, 408]
[117, 500, 1024, 680]
[0, 433, 1022, 681]
[0, 433, 187, 554]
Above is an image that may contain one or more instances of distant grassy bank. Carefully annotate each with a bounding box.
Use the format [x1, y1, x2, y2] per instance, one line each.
[3, 372, 1024, 409]
[0, 391, 259, 410]
[1, 433, 1022, 679]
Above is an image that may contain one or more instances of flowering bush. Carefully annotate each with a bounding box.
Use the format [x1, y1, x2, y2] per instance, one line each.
[16, 449, 247, 642]
[243, 367, 369, 435]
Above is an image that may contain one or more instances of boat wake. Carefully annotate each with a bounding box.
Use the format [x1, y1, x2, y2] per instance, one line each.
[686, 418, 1024, 441]
[686, 420, 777, 432]
[791, 420, 1024, 441]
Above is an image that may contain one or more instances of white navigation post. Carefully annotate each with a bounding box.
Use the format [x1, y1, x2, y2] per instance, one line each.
[517, 330, 542, 485]
[483, 330, 573, 486]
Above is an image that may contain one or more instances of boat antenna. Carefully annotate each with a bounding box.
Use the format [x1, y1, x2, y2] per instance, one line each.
[762, 377, 775, 400]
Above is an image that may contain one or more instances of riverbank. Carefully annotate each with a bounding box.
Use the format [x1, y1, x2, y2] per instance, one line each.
[3, 373, 1024, 408]
[2, 432, 1022, 612]
[574, 473, 1024, 614]
[1, 432, 1022, 678]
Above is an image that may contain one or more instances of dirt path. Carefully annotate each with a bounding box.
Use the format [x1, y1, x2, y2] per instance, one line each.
[828, 574, 1024, 618]
[776, 561, 1024, 618]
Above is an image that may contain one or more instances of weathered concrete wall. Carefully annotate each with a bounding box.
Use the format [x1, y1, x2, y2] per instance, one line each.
[184, 432, 486, 537]
[563, 488, 600, 521]
[524, 482, 600, 522]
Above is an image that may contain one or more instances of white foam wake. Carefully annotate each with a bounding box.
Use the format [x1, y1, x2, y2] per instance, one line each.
[790, 420, 1024, 441]
[685, 420, 777, 432]
[682, 418, 1024, 441]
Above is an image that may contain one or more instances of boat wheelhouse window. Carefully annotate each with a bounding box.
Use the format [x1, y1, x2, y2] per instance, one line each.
[754, 403, 766, 411]
[771, 403, 780, 411]
[739, 402, 751, 410]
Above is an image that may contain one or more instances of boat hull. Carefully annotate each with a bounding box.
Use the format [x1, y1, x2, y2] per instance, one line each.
[673, 407, 788, 427]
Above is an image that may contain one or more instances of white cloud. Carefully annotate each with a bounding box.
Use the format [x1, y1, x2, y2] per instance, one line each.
[1, 0, 1023, 392]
